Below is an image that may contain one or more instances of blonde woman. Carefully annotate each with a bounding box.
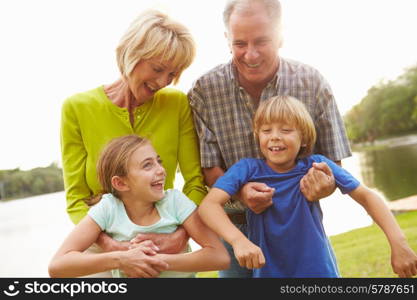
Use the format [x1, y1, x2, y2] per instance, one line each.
[50, 135, 229, 278]
[60, 10, 207, 276]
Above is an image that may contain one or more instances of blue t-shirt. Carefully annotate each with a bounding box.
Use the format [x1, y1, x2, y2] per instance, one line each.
[213, 154, 360, 278]
[88, 189, 197, 278]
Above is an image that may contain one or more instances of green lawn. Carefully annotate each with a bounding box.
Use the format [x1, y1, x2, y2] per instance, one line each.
[330, 210, 417, 278]
[196, 211, 417, 278]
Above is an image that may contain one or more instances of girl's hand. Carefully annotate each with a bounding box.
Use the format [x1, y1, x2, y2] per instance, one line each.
[232, 237, 265, 269]
[119, 247, 169, 278]
[391, 243, 417, 278]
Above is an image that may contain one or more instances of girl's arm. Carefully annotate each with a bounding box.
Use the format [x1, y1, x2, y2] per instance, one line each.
[197, 188, 265, 269]
[48, 216, 168, 278]
[154, 208, 230, 272]
[349, 185, 417, 277]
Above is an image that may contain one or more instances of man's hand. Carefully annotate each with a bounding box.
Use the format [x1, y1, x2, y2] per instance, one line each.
[239, 182, 274, 214]
[130, 226, 189, 254]
[300, 162, 336, 202]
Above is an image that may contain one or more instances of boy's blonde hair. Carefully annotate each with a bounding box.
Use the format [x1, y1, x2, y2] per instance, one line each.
[116, 9, 196, 84]
[253, 96, 317, 159]
[96, 135, 149, 199]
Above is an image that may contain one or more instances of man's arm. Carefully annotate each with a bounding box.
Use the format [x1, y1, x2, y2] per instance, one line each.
[204, 167, 274, 214]
[202, 166, 225, 187]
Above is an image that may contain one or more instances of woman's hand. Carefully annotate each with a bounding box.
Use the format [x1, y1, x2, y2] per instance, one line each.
[130, 226, 189, 254]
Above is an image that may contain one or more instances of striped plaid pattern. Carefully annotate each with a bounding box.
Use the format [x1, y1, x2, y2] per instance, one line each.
[188, 57, 351, 170]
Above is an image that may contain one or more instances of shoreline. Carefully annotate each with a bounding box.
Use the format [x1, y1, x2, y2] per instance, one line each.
[387, 195, 417, 214]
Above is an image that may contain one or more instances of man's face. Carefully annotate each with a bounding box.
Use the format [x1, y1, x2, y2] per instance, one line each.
[227, 4, 281, 88]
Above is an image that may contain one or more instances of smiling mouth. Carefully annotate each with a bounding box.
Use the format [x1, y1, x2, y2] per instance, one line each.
[151, 179, 165, 190]
[145, 83, 159, 93]
[269, 146, 285, 152]
[245, 62, 261, 68]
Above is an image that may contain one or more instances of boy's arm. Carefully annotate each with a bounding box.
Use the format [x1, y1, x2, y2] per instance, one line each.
[198, 188, 265, 269]
[349, 185, 417, 278]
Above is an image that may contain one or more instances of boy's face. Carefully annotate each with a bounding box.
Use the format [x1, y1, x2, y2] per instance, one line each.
[258, 122, 304, 173]
[124, 143, 167, 202]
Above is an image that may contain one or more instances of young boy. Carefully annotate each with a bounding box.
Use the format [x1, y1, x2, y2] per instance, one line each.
[198, 95, 417, 278]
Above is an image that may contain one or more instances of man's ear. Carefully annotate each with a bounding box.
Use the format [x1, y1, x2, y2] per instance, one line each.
[111, 175, 129, 192]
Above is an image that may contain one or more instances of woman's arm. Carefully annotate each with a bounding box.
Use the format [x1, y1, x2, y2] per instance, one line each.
[198, 188, 265, 269]
[349, 185, 417, 277]
[177, 94, 208, 205]
[154, 209, 230, 272]
[60, 99, 92, 225]
[48, 216, 168, 278]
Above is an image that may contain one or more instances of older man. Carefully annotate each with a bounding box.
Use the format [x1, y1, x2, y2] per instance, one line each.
[189, 0, 351, 278]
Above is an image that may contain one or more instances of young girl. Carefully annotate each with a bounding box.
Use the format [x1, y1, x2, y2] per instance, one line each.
[198, 95, 417, 278]
[49, 135, 229, 278]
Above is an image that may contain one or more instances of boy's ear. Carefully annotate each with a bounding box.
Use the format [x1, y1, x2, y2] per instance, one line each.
[111, 175, 129, 192]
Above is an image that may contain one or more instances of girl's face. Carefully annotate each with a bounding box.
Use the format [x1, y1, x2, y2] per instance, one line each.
[124, 143, 166, 202]
[127, 57, 178, 104]
[258, 121, 304, 173]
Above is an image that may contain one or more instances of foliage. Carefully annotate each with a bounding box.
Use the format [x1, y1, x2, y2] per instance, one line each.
[0, 163, 64, 201]
[344, 64, 417, 143]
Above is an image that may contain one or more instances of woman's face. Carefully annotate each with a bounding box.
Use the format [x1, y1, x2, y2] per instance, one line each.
[127, 57, 179, 104]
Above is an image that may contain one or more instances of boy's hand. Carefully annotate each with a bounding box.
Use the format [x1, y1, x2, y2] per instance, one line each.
[300, 162, 336, 201]
[232, 237, 265, 269]
[391, 243, 417, 278]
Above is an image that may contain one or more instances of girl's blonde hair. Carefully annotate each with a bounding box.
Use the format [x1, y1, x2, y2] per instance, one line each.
[116, 9, 196, 84]
[253, 96, 317, 159]
[96, 135, 149, 199]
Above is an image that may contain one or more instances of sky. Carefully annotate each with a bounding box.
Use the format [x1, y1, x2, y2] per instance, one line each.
[1, 0, 416, 170]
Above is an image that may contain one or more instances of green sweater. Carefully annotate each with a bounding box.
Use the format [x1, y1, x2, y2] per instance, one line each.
[61, 86, 207, 224]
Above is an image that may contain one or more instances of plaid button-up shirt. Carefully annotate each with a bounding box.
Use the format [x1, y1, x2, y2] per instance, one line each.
[188, 57, 351, 172]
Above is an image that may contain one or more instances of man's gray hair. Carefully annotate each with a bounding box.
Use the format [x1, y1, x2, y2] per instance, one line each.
[223, 0, 282, 30]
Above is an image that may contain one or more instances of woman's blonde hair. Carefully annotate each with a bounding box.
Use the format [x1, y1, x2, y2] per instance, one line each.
[253, 96, 317, 159]
[96, 135, 149, 199]
[116, 9, 196, 84]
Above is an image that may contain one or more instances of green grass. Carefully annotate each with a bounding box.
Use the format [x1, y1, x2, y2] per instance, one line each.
[196, 211, 417, 278]
[330, 210, 417, 278]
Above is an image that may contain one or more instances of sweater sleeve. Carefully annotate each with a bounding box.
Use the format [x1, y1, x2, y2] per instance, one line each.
[60, 97, 91, 224]
[176, 93, 208, 205]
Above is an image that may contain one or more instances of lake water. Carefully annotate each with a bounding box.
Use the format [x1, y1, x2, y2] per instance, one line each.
[1, 137, 416, 277]
[357, 134, 417, 201]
